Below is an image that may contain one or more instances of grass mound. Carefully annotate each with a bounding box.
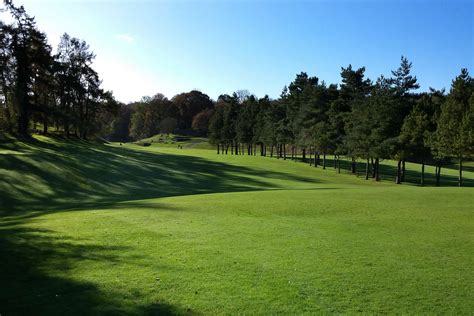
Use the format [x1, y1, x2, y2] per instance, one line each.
[135, 133, 212, 150]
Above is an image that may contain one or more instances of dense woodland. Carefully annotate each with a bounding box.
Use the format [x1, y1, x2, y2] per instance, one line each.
[1, 1, 473, 186]
[0, 1, 118, 138]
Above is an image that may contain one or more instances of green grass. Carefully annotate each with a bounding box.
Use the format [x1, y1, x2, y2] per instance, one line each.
[136, 133, 213, 150]
[1, 135, 473, 314]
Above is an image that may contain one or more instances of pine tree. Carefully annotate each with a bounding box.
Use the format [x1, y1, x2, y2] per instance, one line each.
[433, 69, 473, 186]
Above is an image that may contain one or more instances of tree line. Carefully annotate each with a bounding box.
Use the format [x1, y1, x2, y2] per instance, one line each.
[207, 59, 473, 187]
[1, 1, 472, 186]
[112, 58, 472, 187]
[0, 0, 118, 138]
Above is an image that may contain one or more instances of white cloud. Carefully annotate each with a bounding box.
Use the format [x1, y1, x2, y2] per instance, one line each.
[115, 33, 135, 44]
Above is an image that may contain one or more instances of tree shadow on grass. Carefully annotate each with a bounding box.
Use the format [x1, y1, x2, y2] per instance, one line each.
[0, 137, 323, 216]
[0, 138, 324, 314]
[0, 221, 189, 315]
[0, 138, 339, 315]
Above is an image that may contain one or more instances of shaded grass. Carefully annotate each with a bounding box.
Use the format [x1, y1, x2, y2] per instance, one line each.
[0, 135, 322, 215]
[0, 135, 473, 314]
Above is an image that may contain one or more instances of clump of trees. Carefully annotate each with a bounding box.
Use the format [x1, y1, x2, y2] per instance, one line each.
[109, 90, 215, 141]
[207, 58, 473, 187]
[0, 0, 118, 138]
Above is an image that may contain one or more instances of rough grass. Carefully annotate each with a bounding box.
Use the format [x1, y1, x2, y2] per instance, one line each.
[0, 135, 473, 314]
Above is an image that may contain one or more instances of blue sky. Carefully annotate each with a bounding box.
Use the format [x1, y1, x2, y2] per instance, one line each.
[2, 0, 473, 103]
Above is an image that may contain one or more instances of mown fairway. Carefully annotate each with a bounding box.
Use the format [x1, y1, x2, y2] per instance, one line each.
[1, 136, 473, 314]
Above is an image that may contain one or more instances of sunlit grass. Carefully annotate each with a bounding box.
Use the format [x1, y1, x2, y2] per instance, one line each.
[0, 135, 473, 314]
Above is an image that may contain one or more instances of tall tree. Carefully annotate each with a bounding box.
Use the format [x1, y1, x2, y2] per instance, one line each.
[400, 90, 444, 185]
[129, 94, 171, 140]
[0, 20, 15, 132]
[171, 90, 213, 130]
[433, 69, 473, 186]
[3, 0, 37, 135]
[208, 102, 225, 153]
[341, 65, 372, 174]
[192, 108, 214, 136]
[387, 56, 420, 183]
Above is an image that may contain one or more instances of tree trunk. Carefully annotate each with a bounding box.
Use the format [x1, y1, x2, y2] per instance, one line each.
[302, 148, 306, 162]
[401, 159, 406, 182]
[323, 153, 326, 169]
[309, 148, 312, 166]
[371, 158, 376, 178]
[217, 144, 220, 154]
[459, 157, 463, 187]
[421, 162, 425, 186]
[270, 145, 274, 157]
[435, 164, 441, 187]
[1, 79, 13, 132]
[15, 54, 30, 136]
[365, 158, 370, 180]
[337, 155, 341, 173]
[351, 157, 356, 174]
[334, 155, 337, 169]
[396, 159, 402, 184]
[225, 144, 229, 154]
[375, 158, 380, 181]
[43, 120, 48, 135]
[283, 144, 287, 160]
[5, 103, 13, 133]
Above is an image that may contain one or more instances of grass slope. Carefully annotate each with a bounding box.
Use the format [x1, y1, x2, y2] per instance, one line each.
[136, 133, 213, 150]
[1, 135, 473, 314]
